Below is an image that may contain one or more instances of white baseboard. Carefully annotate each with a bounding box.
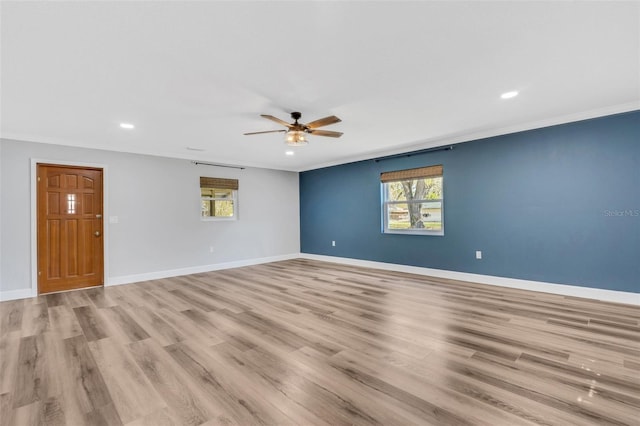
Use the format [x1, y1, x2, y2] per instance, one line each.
[4, 253, 637, 306]
[0, 253, 299, 301]
[0, 288, 35, 302]
[299, 253, 640, 306]
[107, 253, 300, 287]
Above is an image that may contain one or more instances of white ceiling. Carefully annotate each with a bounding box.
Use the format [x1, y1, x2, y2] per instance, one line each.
[1, 1, 638, 172]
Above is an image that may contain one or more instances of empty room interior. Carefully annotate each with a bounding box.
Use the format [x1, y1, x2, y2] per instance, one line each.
[1, 1, 639, 426]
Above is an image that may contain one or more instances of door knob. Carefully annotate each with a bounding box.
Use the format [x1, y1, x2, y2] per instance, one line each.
[95, 231, 101, 237]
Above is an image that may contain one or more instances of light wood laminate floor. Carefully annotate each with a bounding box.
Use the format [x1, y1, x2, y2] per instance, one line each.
[1, 259, 638, 425]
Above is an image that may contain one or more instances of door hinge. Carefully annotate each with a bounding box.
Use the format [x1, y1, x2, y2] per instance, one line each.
[38, 271, 42, 276]
[37, 176, 41, 182]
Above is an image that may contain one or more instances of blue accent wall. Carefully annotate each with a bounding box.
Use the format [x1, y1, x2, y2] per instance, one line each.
[300, 111, 640, 293]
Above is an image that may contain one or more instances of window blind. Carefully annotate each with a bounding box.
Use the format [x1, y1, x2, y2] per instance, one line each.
[380, 165, 442, 183]
[200, 177, 239, 190]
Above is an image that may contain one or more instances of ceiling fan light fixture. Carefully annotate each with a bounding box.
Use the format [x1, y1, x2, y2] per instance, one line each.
[285, 130, 308, 146]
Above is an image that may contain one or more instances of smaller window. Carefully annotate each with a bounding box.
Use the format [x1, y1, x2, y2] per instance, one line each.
[381, 165, 443, 235]
[200, 177, 238, 220]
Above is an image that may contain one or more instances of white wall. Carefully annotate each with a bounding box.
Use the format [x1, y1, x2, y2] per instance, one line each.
[0, 139, 300, 296]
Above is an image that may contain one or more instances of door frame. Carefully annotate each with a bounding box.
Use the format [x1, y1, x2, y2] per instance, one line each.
[30, 159, 109, 296]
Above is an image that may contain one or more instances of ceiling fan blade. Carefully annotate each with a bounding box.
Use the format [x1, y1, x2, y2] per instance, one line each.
[244, 130, 286, 135]
[308, 129, 343, 138]
[305, 115, 341, 129]
[260, 114, 293, 128]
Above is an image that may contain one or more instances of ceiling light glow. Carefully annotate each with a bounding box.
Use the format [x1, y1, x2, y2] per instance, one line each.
[501, 91, 519, 99]
[285, 150, 295, 156]
[285, 130, 308, 146]
[119, 123, 135, 129]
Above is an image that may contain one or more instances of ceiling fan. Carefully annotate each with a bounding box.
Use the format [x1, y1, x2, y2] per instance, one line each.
[244, 112, 343, 146]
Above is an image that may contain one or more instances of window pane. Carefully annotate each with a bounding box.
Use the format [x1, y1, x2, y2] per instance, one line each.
[425, 177, 443, 199]
[387, 203, 410, 229]
[387, 201, 442, 231]
[387, 182, 407, 201]
[386, 177, 442, 202]
[214, 200, 234, 217]
[420, 201, 442, 231]
[201, 200, 234, 217]
[201, 188, 233, 198]
[202, 199, 214, 217]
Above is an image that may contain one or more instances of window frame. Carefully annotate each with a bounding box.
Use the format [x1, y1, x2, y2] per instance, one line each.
[381, 166, 444, 236]
[200, 177, 239, 221]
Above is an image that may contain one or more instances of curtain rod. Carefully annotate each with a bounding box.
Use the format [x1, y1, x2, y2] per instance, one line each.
[373, 145, 453, 163]
[191, 161, 245, 170]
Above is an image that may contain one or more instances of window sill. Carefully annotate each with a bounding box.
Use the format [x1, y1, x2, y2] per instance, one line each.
[201, 217, 237, 222]
[383, 229, 444, 236]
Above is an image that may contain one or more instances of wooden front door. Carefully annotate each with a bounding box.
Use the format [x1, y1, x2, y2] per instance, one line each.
[37, 164, 104, 294]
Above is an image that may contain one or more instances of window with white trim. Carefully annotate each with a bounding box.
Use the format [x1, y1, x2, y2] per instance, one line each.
[200, 177, 238, 220]
[381, 165, 443, 235]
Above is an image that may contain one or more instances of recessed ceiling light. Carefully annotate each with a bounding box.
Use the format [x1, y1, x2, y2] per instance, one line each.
[285, 151, 295, 156]
[500, 91, 519, 99]
[119, 123, 135, 129]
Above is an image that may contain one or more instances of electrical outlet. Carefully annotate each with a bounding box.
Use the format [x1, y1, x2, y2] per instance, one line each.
[476, 250, 482, 260]
[332, 241, 336, 247]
